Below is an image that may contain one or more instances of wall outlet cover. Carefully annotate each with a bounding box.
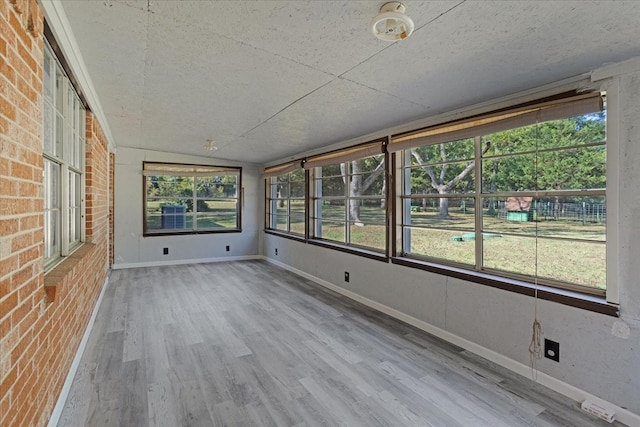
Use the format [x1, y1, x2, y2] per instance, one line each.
[544, 339, 560, 362]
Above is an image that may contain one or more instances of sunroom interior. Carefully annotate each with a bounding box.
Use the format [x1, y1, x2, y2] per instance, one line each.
[2, 1, 640, 426]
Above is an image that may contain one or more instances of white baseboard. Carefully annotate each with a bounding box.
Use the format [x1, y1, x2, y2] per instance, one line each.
[48, 275, 110, 427]
[112, 255, 262, 270]
[265, 257, 640, 427]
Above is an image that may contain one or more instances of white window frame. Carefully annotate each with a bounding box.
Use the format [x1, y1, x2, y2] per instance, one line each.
[43, 42, 86, 270]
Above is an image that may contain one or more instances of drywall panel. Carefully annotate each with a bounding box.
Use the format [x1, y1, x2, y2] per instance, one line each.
[616, 71, 640, 320]
[114, 147, 260, 267]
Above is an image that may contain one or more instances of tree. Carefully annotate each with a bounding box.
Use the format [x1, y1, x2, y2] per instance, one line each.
[341, 156, 385, 224]
[411, 137, 490, 217]
[484, 115, 606, 219]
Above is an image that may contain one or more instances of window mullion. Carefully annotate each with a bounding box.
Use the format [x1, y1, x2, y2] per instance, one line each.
[345, 163, 350, 244]
[474, 135, 483, 272]
[402, 152, 411, 255]
[60, 80, 70, 256]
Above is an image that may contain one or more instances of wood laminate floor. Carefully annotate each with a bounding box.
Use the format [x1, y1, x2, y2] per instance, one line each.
[58, 260, 620, 426]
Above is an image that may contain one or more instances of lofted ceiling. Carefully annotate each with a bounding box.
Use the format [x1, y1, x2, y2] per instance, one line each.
[59, 0, 640, 165]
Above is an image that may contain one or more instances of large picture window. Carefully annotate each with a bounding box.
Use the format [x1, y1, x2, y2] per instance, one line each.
[265, 162, 305, 236]
[307, 140, 387, 252]
[43, 43, 85, 269]
[143, 162, 241, 235]
[393, 92, 606, 294]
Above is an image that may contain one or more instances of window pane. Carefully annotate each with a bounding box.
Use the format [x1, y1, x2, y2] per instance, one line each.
[147, 176, 194, 197]
[319, 176, 345, 196]
[274, 215, 288, 232]
[146, 201, 188, 230]
[275, 199, 288, 216]
[351, 202, 385, 225]
[349, 223, 385, 250]
[290, 179, 305, 198]
[44, 210, 59, 262]
[319, 221, 345, 243]
[69, 171, 81, 244]
[43, 53, 52, 99]
[411, 139, 475, 165]
[358, 170, 385, 196]
[289, 168, 305, 182]
[481, 153, 536, 193]
[321, 200, 345, 221]
[483, 196, 606, 241]
[405, 227, 475, 265]
[483, 113, 606, 158]
[55, 113, 63, 158]
[56, 70, 64, 110]
[408, 162, 475, 195]
[405, 197, 475, 229]
[195, 212, 236, 229]
[536, 146, 605, 191]
[483, 236, 605, 289]
[196, 176, 237, 198]
[290, 202, 305, 234]
[43, 101, 53, 154]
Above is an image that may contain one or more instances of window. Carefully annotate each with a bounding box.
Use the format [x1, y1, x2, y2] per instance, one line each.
[393, 92, 606, 294]
[265, 162, 305, 236]
[43, 43, 85, 269]
[307, 140, 387, 252]
[143, 162, 241, 235]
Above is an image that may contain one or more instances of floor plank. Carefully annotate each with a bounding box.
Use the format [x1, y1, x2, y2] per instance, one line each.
[59, 260, 622, 426]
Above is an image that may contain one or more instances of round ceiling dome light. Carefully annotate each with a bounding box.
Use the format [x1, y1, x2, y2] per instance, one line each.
[370, 2, 415, 42]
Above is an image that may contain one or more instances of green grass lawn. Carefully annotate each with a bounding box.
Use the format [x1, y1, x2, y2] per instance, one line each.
[289, 205, 606, 290]
[146, 200, 238, 229]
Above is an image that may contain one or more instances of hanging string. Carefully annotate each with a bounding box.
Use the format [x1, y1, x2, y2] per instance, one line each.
[528, 120, 543, 380]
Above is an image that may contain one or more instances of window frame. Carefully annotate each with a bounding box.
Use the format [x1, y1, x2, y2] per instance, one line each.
[306, 139, 389, 259]
[142, 162, 242, 236]
[392, 91, 609, 299]
[265, 165, 307, 238]
[43, 42, 86, 271]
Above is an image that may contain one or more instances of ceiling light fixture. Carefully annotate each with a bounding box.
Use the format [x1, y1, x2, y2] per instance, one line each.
[203, 139, 218, 151]
[370, 2, 414, 42]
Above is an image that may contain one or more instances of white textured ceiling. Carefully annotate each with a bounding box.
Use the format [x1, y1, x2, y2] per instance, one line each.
[60, 0, 640, 164]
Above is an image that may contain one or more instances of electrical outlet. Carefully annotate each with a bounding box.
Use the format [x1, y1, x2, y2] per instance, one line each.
[275, 248, 278, 256]
[226, 245, 230, 252]
[544, 339, 560, 362]
[344, 272, 350, 282]
[163, 247, 169, 255]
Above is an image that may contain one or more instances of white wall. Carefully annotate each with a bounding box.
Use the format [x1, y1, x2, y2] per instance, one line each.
[263, 64, 640, 418]
[113, 147, 261, 267]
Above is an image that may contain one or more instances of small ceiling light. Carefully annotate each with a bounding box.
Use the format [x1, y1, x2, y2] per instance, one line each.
[203, 139, 218, 151]
[371, 2, 414, 42]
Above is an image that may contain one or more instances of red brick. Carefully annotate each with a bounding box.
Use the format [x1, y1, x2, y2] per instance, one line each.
[0, 95, 16, 121]
[0, 289, 17, 320]
[0, 364, 16, 397]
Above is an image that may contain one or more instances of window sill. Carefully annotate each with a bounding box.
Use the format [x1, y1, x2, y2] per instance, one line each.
[143, 229, 241, 237]
[308, 239, 388, 262]
[391, 256, 619, 317]
[264, 229, 306, 242]
[44, 243, 95, 304]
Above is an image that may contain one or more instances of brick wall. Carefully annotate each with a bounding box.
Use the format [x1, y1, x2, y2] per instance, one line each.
[0, 1, 112, 425]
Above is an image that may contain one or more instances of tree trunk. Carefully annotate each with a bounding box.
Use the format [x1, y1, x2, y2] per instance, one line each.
[349, 160, 363, 223]
[438, 188, 449, 217]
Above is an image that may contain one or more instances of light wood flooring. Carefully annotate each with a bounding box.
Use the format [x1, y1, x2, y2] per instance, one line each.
[58, 260, 620, 426]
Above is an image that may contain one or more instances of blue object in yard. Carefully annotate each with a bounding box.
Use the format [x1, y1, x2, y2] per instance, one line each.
[161, 205, 186, 229]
